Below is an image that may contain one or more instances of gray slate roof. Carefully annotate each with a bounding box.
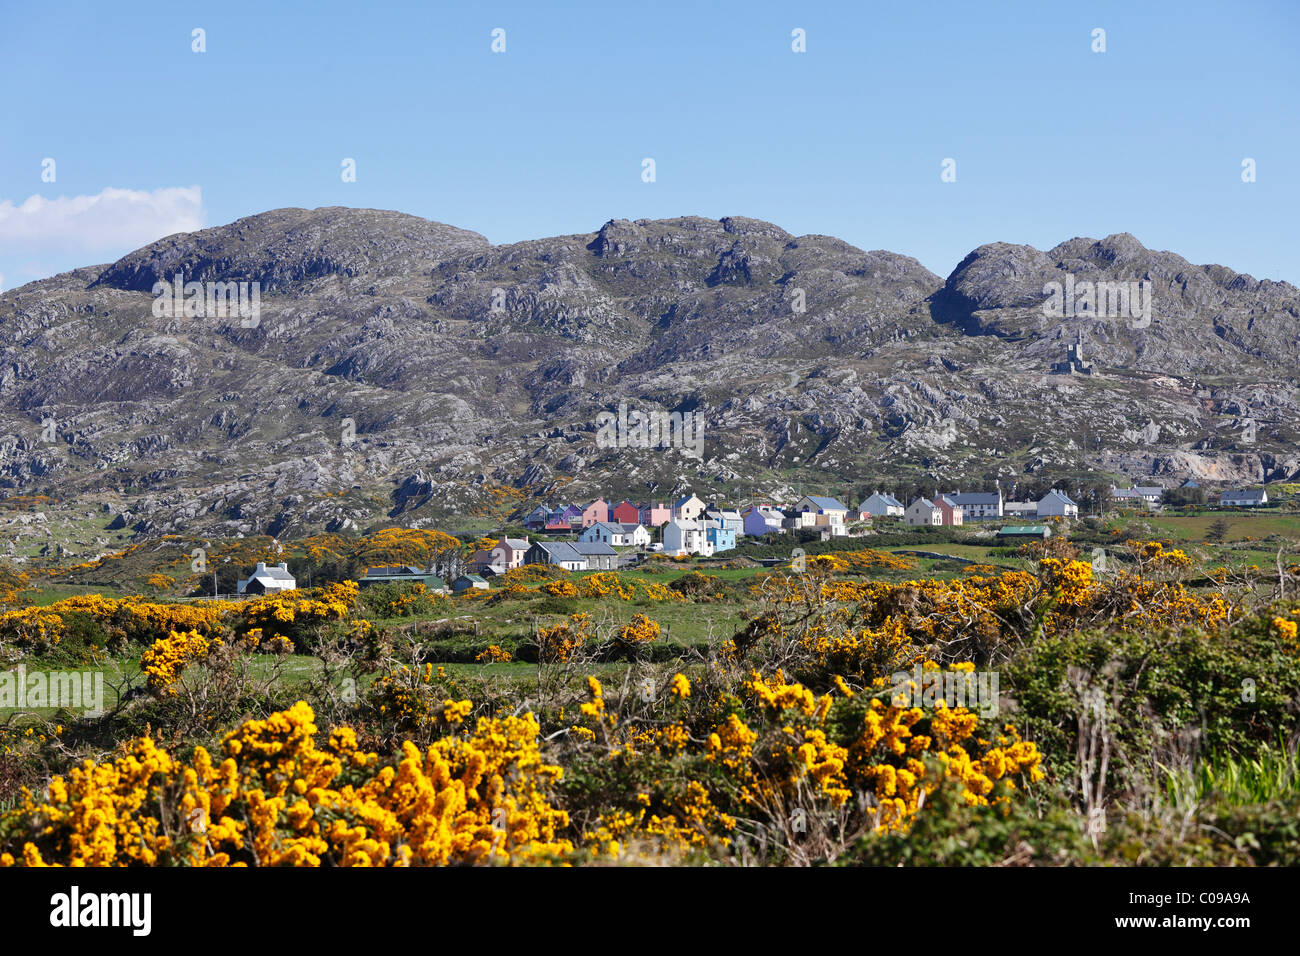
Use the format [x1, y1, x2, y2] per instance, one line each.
[1223, 488, 1267, 501]
[251, 563, 294, 581]
[533, 541, 615, 562]
[363, 565, 424, 577]
[803, 496, 848, 511]
[571, 541, 617, 555]
[863, 493, 904, 508]
[948, 492, 1001, 505]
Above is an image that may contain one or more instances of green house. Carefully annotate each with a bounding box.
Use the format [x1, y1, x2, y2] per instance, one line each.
[996, 525, 1052, 540]
[359, 566, 446, 590]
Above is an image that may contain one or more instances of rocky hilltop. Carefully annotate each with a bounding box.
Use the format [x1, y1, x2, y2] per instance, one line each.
[0, 207, 1296, 551]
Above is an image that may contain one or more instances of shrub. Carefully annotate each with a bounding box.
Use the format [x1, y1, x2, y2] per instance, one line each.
[357, 581, 438, 619]
[1002, 601, 1300, 796]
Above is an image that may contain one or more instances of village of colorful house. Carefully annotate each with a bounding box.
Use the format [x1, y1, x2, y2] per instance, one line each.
[239, 481, 1278, 596]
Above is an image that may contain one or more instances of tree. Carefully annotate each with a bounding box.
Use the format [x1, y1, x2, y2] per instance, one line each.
[1082, 481, 1110, 516]
[1163, 487, 1205, 508]
[1207, 517, 1232, 543]
[430, 545, 466, 582]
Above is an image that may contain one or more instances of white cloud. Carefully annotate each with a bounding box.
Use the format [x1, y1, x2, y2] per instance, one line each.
[0, 186, 204, 251]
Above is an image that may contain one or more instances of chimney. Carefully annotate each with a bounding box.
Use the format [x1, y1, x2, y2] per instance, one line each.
[255, 562, 266, 572]
[279, 562, 288, 572]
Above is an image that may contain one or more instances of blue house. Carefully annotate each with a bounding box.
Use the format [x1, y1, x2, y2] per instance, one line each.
[704, 522, 736, 553]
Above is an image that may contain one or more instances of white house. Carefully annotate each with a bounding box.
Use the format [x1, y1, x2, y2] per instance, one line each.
[1220, 488, 1268, 507]
[1111, 485, 1164, 507]
[579, 522, 650, 547]
[792, 495, 849, 536]
[1037, 489, 1079, 518]
[624, 524, 652, 547]
[859, 492, 904, 519]
[524, 541, 587, 572]
[672, 494, 706, 521]
[663, 518, 714, 557]
[238, 562, 297, 595]
[905, 497, 943, 526]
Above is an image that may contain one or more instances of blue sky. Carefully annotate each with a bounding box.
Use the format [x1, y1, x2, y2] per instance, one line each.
[1, 0, 1297, 292]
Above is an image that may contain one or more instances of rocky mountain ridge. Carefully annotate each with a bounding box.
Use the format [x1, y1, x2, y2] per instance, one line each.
[1, 206, 1296, 554]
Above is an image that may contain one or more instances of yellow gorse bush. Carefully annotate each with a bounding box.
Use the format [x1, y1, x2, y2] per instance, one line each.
[565, 660, 1045, 858]
[539, 573, 683, 603]
[618, 613, 661, 644]
[140, 629, 214, 696]
[0, 594, 226, 652]
[475, 644, 513, 663]
[0, 702, 572, 867]
[1274, 615, 1299, 652]
[241, 581, 359, 646]
[749, 541, 1235, 670]
[541, 579, 579, 598]
[536, 613, 591, 663]
[793, 549, 917, 575]
[716, 669, 1044, 830]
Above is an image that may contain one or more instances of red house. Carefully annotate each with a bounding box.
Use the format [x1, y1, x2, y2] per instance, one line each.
[611, 499, 641, 524]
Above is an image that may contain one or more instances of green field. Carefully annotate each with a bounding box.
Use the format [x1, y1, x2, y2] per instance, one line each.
[1140, 511, 1300, 542]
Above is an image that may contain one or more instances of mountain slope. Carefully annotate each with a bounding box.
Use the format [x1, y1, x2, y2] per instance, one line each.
[0, 207, 1296, 552]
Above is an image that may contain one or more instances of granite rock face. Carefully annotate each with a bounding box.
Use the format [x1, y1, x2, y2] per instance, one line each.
[0, 207, 1296, 547]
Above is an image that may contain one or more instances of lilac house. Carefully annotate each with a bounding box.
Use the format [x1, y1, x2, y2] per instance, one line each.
[742, 505, 785, 536]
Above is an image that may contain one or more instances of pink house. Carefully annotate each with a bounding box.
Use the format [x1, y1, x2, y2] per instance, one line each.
[611, 500, 641, 524]
[489, 536, 530, 571]
[936, 495, 964, 526]
[638, 501, 672, 527]
[581, 498, 609, 528]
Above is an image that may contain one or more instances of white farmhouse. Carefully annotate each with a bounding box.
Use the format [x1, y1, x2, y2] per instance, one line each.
[663, 518, 714, 557]
[1111, 485, 1164, 507]
[1220, 488, 1268, 507]
[672, 494, 706, 521]
[579, 522, 651, 547]
[859, 491, 905, 519]
[238, 561, 297, 595]
[905, 497, 943, 526]
[1037, 489, 1079, 518]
